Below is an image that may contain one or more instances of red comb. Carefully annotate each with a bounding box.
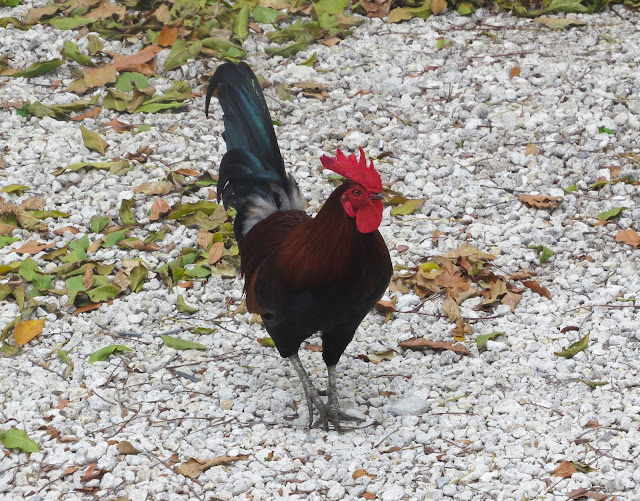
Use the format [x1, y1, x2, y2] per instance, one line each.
[320, 148, 382, 193]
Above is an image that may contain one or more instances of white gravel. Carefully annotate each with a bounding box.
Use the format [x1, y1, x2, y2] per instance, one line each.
[2, 4, 640, 501]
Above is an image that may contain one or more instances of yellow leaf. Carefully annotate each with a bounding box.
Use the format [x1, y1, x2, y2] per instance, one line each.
[14, 319, 45, 346]
[431, 0, 447, 14]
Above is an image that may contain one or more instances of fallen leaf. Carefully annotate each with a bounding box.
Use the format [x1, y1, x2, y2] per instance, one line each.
[363, 349, 396, 364]
[352, 468, 378, 480]
[553, 461, 577, 478]
[82, 64, 117, 88]
[615, 229, 640, 247]
[523, 280, 552, 299]
[208, 241, 224, 265]
[360, 0, 392, 18]
[554, 333, 589, 358]
[149, 198, 171, 221]
[70, 107, 102, 121]
[13, 318, 45, 346]
[525, 143, 537, 156]
[517, 194, 563, 209]
[80, 126, 107, 154]
[597, 206, 626, 221]
[175, 456, 248, 479]
[11, 240, 55, 254]
[117, 440, 139, 455]
[133, 181, 173, 195]
[510, 66, 520, 79]
[111, 45, 161, 75]
[431, 0, 447, 14]
[567, 488, 611, 500]
[158, 26, 178, 47]
[399, 338, 470, 355]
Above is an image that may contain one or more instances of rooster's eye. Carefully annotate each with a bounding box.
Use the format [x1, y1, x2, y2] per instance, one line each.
[352, 189, 361, 197]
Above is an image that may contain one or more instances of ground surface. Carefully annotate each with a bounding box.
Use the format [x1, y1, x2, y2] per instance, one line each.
[1, 4, 640, 501]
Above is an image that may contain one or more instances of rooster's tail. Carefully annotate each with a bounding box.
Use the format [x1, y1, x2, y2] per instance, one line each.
[206, 62, 303, 247]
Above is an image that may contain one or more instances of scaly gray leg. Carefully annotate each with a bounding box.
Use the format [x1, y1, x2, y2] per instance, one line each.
[326, 365, 364, 423]
[288, 354, 343, 432]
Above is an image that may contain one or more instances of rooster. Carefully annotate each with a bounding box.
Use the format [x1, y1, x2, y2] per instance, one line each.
[205, 62, 392, 431]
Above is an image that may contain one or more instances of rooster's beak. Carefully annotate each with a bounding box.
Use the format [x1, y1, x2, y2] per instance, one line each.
[369, 193, 384, 200]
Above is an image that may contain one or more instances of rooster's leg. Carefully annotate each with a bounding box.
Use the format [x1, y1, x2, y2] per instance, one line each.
[288, 354, 341, 432]
[326, 365, 365, 423]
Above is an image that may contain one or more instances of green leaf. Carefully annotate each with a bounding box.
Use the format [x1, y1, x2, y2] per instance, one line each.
[252, 5, 279, 24]
[564, 184, 577, 194]
[545, 0, 590, 12]
[0, 0, 22, 7]
[1, 184, 29, 194]
[232, 4, 250, 41]
[390, 199, 423, 216]
[201, 37, 247, 58]
[184, 265, 211, 278]
[167, 201, 220, 220]
[265, 41, 309, 58]
[554, 333, 589, 358]
[0, 428, 40, 453]
[164, 39, 202, 71]
[0, 236, 20, 249]
[476, 331, 504, 350]
[87, 34, 103, 55]
[57, 349, 71, 365]
[88, 344, 133, 364]
[119, 199, 137, 226]
[436, 39, 453, 50]
[87, 283, 121, 302]
[177, 294, 198, 313]
[65, 275, 86, 304]
[161, 335, 207, 350]
[387, 7, 414, 23]
[457, 2, 475, 14]
[19, 257, 40, 281]
[16, 103, 29, 117]
[115, 72, 149, 91]
[48, 17, 91, 30]
[80, 126, 107, 154]
[61, 40, 93, 66]
[598, 126, 614, 134]
[31, 210, 70, 220]
[314, 0, 348, 16]
[102, 229, 127, 247]
[597, 206, 626, 221]
[299, 52, 316, 67]
[578, 379, 608, 389]
[53, 160, 131, 176]
[9, 58, 62, 78]
[192, 327, 215, 335]
[528, 245, 554, 263]
[129, 263, 147, 293]
[91, 215, 109, 233]
[134, 101, 185, 113]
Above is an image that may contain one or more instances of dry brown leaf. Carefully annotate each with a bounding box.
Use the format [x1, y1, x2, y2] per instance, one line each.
[441, 294, 461, 322]
[362, 493, 376, 500]
[61, 466, 78, 478]
[553, 461, 577, 478]
[432, 229, 443, 244]
[567, 489, 610, 500]
[439, 243, 497, 261]
[71, 107, 102, 121]
[584, 419, 600, 429]
[501, 291, 521, 312]
[517, 194, 563, 209]
[157, 26, 178, 47]
[374, 299, 397, 313]
[318, 36, 341, 47]
[196, 231, 213, 251]
[388, 279, 409, 294]
[482, 279, 507, 304]
[105, 118, 135, 132]
[0, 222, 18, 234]
[525, 143, 537, 156]
[14, 318, 45, 346]
[83, 64, 117, 88]
[352, 468, 377, 480]
[56, 398, 69, 410]
[175, 456, 248, 479]
[11, 239, 55, 254]
[86, 1, 126, 20]
[119, 240, 161, 251]
[20, 197, 44, 211]
[510, 66, 520, 79]
[133, 181, 173, 195]
[523, 280, 552, 299]
[83, 265, 94, 289]
[507, 270, 537, 280]
[399, 338, 470, 355]
[54, 226, 80, 235]
[360, 0, 392, 18]
[208, 241, 224, 265]
[149, 198, 171, 221]
[111, 46, 162, 74]
[175, 168, 201, 176]
[74, 302, 104, 315]
[431, 0, 447, 14]
[117, 440, 140, 455]
[615, 229, 640, 248]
